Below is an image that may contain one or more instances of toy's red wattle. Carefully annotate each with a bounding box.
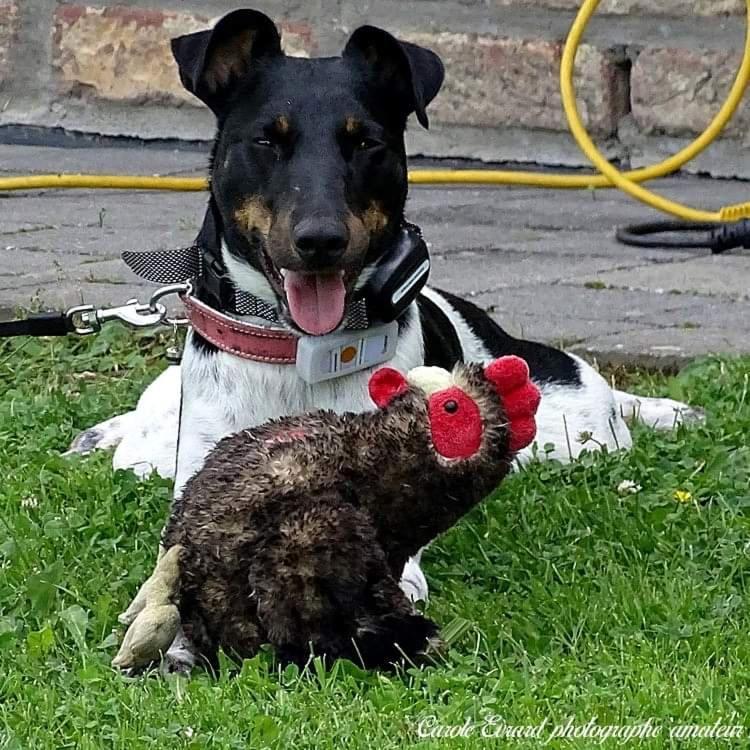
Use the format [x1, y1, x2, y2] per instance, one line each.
[485, 355, 541, 452]
[368, 367, 409, 408]
[428, 386, 483, 459]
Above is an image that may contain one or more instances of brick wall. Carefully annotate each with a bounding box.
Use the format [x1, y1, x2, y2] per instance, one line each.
[1, 0, 748, 177]
[0, 2, 19, 87]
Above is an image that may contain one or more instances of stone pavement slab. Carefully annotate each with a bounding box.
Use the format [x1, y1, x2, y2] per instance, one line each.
[428, 249, 648, 297]
[1, 143, 749, 367]
[572, 327, 750, 369]
[594, 255, 750, 300]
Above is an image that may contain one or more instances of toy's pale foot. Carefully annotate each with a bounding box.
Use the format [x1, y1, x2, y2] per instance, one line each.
[113, 546, 183, 673]
[112, 603, 180, 671]
[118, 544, 168, 627]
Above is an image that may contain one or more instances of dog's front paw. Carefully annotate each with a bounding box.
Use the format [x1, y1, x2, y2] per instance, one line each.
[65, 412, 136, 456]
[399, 556, 429, 603]
[484, 356, 541, 452]
[676, 404, 706, 426]
[160, 642, 197, 677]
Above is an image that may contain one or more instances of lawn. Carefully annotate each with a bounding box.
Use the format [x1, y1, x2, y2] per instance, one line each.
[1, 327, 749, 749]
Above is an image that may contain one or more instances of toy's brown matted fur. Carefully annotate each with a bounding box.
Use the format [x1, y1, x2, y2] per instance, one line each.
[150, 361, 527, 671]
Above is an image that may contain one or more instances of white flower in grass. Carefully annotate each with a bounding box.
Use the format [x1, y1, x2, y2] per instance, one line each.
[617, 480, 642, 495]
[20, 495, 38, 509]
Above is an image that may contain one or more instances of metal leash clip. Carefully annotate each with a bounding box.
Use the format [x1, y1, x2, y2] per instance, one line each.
[65, 282, 192, 336]
[65, 300, 167, 335]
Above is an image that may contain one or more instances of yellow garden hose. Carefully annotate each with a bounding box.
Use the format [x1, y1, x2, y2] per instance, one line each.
[415, 0, 750, 203]
[0, 173, 207, 192]
[560, 0, 750, 221]
[0, 0, 748, 223]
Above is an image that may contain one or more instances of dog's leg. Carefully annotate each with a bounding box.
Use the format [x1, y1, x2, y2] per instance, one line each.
[173, 401, 233, 496]
[509, 355, 634, 464]
[66, 366, 181, 479]
[113, 366, 181, 479]
[173, 342, 248, 494]
[613, 389, 705, 430]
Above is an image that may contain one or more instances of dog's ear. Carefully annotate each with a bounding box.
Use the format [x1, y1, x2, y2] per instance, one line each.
[343, 26, 444, 128]
[171, 9, 282, 112]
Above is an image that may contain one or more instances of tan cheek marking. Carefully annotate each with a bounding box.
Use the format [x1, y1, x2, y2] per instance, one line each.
[234, 196, 272, 237]
[345, 214, 367, 252]
[266, 209, 293, 254]
[344, 116, 362, 135]
[362, 201, 389, 234]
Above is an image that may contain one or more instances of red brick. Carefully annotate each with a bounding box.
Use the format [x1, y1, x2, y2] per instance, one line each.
[53, 5, 318, 106]
[495, 0, 743, 16]
[100, 7, 168, 30]
[632, 47, 749, 137]
[0, 1, 18, 87]
[403, 31, 628, 135]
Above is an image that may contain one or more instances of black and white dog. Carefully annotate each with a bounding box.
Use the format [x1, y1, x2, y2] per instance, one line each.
[73, 10, 699, 630]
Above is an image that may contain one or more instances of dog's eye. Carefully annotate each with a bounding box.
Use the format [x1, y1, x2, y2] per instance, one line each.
[357, 138, 381, 152]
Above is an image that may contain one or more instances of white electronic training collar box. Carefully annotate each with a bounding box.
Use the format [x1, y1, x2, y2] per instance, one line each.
[295, 321, 400, 384]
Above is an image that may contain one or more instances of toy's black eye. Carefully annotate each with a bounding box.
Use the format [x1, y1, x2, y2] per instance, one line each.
[444, 400, 458, 414]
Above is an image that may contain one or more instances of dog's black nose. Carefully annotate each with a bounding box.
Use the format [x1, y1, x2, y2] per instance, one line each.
[293, 217, 349, 266]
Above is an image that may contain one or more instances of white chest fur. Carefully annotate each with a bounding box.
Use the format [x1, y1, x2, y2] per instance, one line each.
[174, 305, 424, 493]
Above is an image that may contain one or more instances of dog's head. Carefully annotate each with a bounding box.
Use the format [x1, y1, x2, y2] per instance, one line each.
[172, 10, 443, 335]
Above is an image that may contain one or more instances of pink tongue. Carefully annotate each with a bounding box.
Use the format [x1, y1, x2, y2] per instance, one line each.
[283, 271, 347, 335]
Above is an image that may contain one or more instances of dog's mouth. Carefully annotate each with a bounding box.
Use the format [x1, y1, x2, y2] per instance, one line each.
[259, 249, 351, 336]
[281, 269, 347, 336]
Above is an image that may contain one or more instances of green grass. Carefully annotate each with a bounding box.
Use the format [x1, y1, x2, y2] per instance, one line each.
[1, 328, 749, 748]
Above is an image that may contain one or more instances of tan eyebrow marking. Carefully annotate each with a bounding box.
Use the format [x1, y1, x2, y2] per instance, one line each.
[344, 116, 362, 135]
[274, 115, 290, 136]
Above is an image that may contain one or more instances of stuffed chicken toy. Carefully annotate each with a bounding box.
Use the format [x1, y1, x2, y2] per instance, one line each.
[113, 355, 540, 673]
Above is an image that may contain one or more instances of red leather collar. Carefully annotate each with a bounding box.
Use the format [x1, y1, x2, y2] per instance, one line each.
[182, 294, 298, 364]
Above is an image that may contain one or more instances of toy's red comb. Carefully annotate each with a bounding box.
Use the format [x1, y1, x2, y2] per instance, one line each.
[484, 356, 541, 452]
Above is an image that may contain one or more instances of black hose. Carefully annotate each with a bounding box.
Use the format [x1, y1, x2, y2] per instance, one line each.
[615, 219, 750, 254]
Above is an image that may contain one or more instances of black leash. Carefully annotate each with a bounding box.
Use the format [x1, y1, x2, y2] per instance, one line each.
[0, 289, 183, 339]
[0, 311, 75, 338]
[615, 218, 750, 253]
